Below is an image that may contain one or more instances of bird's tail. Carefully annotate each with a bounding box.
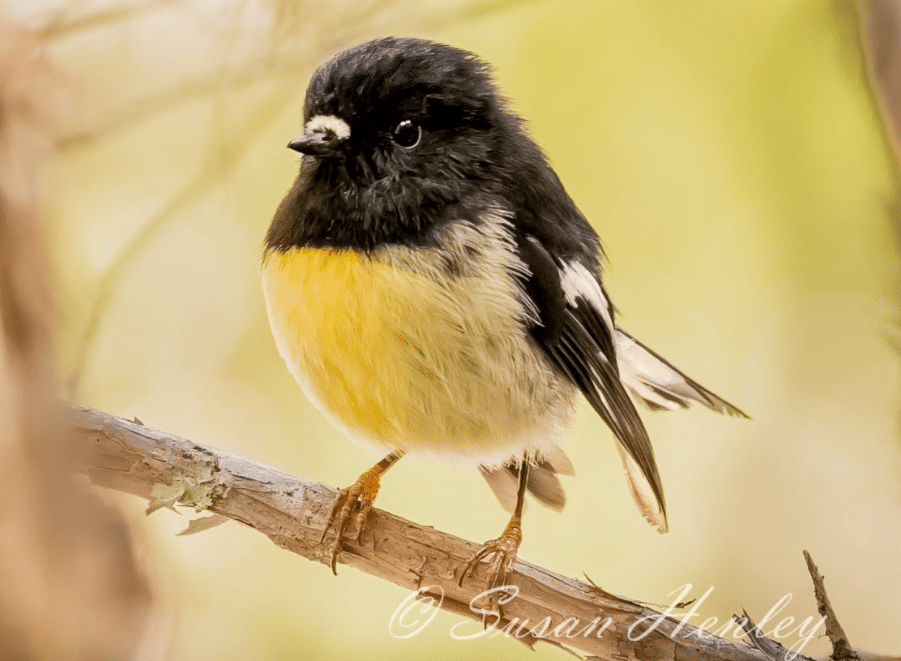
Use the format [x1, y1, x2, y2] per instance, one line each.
[614, 330, 748, 418]
[480, 332, 745, 518]
[479, 446, 575, 512]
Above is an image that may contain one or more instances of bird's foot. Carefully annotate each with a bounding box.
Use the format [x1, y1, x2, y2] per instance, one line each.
[321, 464, 384, 574]
[458, 518, 523, 617]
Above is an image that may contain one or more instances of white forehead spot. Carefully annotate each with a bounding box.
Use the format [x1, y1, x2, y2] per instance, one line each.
[560, 260, 614, 331]
[305, 114, 351, 140]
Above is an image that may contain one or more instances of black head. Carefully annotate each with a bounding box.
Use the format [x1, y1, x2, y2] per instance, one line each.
[266, 37, 598, 260]
[266, 37, 515, 251]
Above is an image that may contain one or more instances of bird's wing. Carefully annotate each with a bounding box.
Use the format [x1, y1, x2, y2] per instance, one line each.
[513, 234, 668, 532]
[614, 330, 748, 417]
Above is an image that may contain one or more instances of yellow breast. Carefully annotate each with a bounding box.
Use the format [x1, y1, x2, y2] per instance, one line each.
[260, 219, 574, 465]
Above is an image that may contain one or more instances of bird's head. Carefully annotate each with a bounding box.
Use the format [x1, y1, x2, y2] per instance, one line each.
[268, 37, 519, 252]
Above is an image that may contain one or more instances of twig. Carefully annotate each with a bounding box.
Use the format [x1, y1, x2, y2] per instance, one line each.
[69, 403, 776, 661]
[803, 550, 861, 661]
[735, 551, 876, 661]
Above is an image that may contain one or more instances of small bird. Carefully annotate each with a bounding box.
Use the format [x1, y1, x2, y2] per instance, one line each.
[262, 37, 745, 593]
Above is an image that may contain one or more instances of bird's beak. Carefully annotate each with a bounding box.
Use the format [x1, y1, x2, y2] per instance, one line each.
[287, 115, 350, 157]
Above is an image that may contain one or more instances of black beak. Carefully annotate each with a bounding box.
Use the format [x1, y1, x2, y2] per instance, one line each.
[287, 128, 346, 157]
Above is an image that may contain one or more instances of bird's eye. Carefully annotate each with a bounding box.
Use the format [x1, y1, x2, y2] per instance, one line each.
[392, 119, 421, 148]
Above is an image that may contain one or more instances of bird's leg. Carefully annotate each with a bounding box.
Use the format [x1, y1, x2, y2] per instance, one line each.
[322, 449, 404, 574]
[459, 459, 529, 616]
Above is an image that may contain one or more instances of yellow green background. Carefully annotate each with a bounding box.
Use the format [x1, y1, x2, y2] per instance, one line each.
[33, 0, 901, 658]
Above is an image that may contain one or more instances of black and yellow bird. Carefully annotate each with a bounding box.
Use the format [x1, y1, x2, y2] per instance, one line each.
[262, 37, 745, 591]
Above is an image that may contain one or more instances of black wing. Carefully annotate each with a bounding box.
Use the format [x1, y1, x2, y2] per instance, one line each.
[514, 233, 668, 532]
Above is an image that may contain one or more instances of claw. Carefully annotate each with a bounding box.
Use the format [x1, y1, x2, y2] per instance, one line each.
[458, 545, 493, 585]
[355, 497, 376, 545]
[458, 521, 523, 617]
[320, 463, 385, 574]
[320, 489, 348, 544]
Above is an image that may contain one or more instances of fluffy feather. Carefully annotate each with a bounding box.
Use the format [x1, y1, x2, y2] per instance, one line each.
[262, 210, 575, 466]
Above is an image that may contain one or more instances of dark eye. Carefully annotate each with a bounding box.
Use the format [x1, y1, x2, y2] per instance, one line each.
[392, 119, 421, 148]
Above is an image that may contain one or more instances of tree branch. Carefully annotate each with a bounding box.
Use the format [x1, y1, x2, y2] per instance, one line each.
[67, 404, 840, 660]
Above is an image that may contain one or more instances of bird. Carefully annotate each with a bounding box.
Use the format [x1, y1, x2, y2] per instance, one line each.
[261, 36, 746, 597]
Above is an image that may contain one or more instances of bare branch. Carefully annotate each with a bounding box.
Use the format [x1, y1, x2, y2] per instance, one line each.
[70, 403, 806, 661]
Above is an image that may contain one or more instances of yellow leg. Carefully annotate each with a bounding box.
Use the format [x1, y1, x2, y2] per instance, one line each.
[322, 450, 404, 574]
[459, 459, 529, 614]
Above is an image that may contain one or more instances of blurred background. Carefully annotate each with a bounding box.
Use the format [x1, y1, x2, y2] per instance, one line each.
[3, 0, 900, 658]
